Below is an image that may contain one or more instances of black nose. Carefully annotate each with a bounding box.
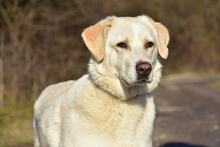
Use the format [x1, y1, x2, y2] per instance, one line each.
[136, 62, 152, 77]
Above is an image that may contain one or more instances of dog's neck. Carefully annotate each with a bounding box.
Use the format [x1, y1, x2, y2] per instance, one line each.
[88, 59, 162, 100]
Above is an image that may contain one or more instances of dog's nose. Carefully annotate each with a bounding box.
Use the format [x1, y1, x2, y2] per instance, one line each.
[136, 62, 152, 77]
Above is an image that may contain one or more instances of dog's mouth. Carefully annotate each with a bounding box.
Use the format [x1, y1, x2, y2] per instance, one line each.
[134, 78, 152, 85]
[122, 78, 152, 87]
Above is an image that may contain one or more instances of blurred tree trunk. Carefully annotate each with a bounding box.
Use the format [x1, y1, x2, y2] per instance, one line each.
[0, 59, 3, 107]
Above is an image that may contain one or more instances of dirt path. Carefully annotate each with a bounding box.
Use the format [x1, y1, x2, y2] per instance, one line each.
[153, 74, 220, 147]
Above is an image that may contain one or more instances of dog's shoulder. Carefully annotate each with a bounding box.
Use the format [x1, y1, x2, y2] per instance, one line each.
[34, 80, 76, 115]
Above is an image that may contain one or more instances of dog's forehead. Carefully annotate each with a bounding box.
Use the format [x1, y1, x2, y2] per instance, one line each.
[109, 17, 156, 41]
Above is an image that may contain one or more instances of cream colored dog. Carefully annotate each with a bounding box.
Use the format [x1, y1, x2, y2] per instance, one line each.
[34, 15, 169, 147]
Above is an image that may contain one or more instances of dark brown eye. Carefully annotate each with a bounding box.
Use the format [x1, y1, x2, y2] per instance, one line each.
[145, 41, 154, 48]
[116, 42, 128, 49]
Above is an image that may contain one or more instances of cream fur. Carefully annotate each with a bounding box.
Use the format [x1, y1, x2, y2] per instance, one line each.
[34, 15, 169, 147]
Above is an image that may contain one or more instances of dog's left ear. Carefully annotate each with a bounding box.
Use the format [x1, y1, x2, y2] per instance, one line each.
[154, 22, 170, 59]
[82, 17, 113, 62]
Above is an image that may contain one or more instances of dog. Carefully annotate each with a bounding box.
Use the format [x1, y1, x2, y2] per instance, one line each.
[33, 15, 169, 147]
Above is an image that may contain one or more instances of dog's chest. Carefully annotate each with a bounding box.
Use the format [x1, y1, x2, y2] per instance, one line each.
[71, 94, 153, 146]
[100, 99, 146, 136]
[64, 77, 155, 146]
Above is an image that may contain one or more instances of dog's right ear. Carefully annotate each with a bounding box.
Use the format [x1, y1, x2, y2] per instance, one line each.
[82, 17, 114, 62]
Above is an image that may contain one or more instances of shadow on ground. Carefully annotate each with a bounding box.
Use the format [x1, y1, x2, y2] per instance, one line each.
[160, 142, 208, 147]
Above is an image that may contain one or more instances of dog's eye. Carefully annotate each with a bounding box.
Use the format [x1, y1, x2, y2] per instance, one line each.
[116, 42, 128, 49]
[145, 41, 154, 48]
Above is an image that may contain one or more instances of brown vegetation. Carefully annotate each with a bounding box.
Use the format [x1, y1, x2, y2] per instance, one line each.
[0, 0, 220, 100]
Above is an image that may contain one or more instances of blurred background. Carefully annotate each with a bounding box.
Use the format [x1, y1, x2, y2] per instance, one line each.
[0, 0, 220, 147]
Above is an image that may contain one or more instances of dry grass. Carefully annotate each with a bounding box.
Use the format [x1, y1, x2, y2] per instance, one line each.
[0, 98, 34, 147]
[0, 0, 220, 100]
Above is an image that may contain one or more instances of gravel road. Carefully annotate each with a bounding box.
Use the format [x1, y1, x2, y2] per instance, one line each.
[154, 74, 220, 147]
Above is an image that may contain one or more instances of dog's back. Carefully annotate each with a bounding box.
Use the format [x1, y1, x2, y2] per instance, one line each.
[34, 80, 75, 147]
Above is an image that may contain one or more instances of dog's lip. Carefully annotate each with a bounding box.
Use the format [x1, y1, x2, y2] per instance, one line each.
[135, 78, 151, 84]
[122, 78, 152, 87]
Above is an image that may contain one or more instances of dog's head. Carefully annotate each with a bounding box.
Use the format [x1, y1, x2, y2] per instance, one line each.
[82, 16, 169, 88]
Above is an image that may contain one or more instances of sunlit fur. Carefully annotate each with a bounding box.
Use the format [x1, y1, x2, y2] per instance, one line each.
[34, 15, 167, 147]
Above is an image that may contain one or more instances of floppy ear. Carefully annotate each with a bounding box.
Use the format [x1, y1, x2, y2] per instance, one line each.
[154, 22, 170, 59]
[82, 23, 105, 62]
[82, 16, 115, 62]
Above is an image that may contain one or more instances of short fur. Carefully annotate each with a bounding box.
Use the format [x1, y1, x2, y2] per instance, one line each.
[34, 15, 169, 147]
